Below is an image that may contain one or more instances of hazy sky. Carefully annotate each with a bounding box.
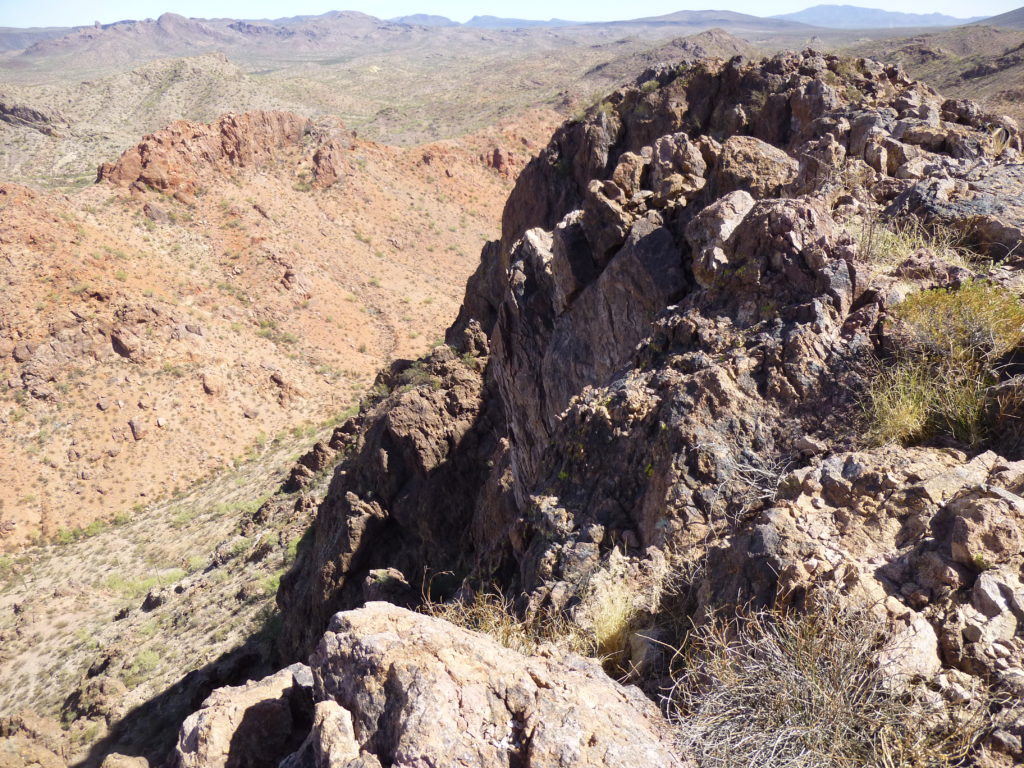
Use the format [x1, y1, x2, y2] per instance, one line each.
[0, 0, 1016, 28]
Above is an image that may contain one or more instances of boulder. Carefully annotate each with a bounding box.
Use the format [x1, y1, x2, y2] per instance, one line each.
[887, 165, 1024, 258]
[305, 604, 687, 768]
[711, 135, 798, 199]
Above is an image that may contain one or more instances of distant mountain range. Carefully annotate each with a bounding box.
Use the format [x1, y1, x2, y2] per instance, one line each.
[390, 15, 577, 28]
[773, 4, 985, 28]
[2, 3, 1020, 57]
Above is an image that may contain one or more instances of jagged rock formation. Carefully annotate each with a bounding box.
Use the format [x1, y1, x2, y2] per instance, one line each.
[176, 604, 686, 768]
[96, 111, 314, 199]
[181, 50, 1024, 767]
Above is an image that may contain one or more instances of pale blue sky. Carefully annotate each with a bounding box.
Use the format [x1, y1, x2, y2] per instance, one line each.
[0, 0, 1015, 28]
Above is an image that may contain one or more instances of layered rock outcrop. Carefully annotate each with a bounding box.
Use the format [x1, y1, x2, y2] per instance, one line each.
[189, 50, 1024, 767]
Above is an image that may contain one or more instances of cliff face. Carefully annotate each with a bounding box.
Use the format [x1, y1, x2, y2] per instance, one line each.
[269, 50, 1024, 766]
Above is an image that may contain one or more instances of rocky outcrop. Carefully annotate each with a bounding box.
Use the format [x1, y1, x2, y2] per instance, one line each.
[260, 49, 1024, 767]
[0, 712, 67, 768]
[97, 111, 312, 199]
[178, 604, 687, 768]
[0, 98, 63, 137]
[889, 163, 1024, 259]
[311, 139, 346, 189]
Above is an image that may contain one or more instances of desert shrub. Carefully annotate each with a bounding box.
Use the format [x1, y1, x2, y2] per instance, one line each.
[397, 361, 441, 391]
[122, 649, 161, 689]
[868, 280, 1024, 446]
[423, 589, 590, 657]
[667, 598, 989, 768]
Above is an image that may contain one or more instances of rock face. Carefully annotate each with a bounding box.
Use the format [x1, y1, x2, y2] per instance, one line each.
[258, 50, 1024, 766]
[97, 111, 312, 198]
[177, 604, 687, 768]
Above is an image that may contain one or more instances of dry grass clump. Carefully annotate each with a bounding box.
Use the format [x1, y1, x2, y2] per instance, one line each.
[855, 215, 975, 274]
[666, 598, 989, 768]
[422, 589, 592, 657]
[422, 554, 661, 676]
[868, 280, 1024, 446]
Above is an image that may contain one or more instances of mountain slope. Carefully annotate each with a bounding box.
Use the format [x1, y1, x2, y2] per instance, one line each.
[463, 15, 578, 28]
[975, 5, 1024, 27]
[848, 26, 1024, 123]
[0, 25, 76, 51]
[630, 9, 815, 31]
[775, 4, 981, 28]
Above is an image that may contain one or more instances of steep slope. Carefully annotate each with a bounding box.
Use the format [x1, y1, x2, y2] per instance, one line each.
[0, 108, 551, 548]
[8, 47, 1024, 768]
[775, 5, 982, 28]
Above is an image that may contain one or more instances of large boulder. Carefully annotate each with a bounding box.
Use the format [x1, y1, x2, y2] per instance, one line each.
[305, 604, 686, 768]
[887, 165, 1024, 258]
[177, 605, 688, 768]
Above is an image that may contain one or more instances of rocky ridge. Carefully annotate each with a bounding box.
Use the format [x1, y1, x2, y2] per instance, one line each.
[234, 49, 1024, 767]
[96, 111, 320, 201]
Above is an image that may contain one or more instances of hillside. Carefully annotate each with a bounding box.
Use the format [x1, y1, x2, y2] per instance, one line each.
[849, 26, 1024, 122]
[4, 7, 1024, 768]
[0, 107, 554, 548]
[0, 25, 76, 51]
[4, 44, 1023, 768]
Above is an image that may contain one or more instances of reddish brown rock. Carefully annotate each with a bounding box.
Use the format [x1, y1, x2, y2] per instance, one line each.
[97, 111, 312, 197]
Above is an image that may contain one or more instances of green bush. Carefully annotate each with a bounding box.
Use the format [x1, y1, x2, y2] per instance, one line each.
[868, 280, 1024, 446]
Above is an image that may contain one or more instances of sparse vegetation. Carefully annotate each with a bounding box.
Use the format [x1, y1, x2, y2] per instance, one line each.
[856, 215, 980, 274]
[423, 558, 654, 678]
[867, 280, 1024, 446]
[122, 649, 161, 689]
[423, 588, 590, 657]
[667, 596, 991, 768]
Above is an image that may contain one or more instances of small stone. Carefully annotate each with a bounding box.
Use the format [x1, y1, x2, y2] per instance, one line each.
[795, 435, 828, 455]
[202, 373, 224, 396]
[128, 420, 146, 441]
[963, 621, 984, 643]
